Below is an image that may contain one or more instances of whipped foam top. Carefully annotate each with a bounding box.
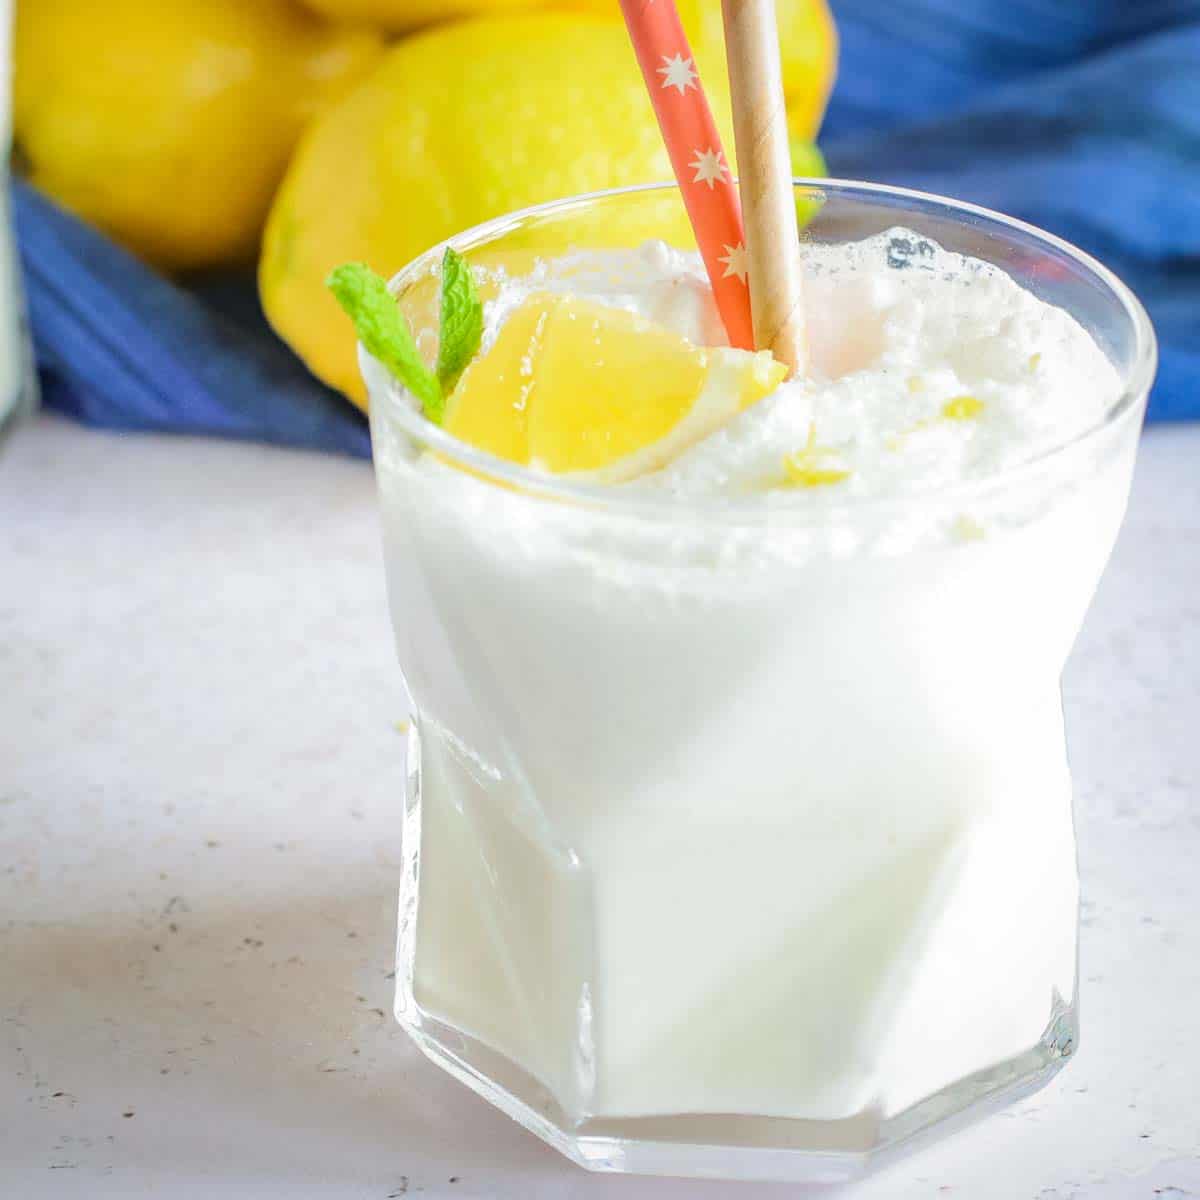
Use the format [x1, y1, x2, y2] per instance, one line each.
[475, 230, 1122, 500]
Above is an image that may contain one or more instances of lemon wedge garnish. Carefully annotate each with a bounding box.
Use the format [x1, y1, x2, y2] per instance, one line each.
[444, 294, 785, 479]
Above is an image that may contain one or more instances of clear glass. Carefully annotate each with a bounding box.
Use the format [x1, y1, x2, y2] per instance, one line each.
[363, 181, 1155, 1183]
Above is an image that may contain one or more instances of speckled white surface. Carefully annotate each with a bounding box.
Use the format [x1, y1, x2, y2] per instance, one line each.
[1, 414, 1197, 1200]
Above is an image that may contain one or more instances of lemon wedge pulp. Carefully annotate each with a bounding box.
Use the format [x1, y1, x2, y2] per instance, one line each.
[444, 294, 786, 480]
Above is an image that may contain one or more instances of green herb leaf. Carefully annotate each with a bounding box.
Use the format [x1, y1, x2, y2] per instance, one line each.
[436, 247, 483, 396]
[326, 262, 443, 423]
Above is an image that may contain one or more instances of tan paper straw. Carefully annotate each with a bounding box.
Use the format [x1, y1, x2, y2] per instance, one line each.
[721, 0, 807, 376]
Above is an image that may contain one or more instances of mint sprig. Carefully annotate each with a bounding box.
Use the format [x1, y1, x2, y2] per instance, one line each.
[326, 250, 485, 426]
[327, 262, 443, 421]
[436, 247, 483, 395]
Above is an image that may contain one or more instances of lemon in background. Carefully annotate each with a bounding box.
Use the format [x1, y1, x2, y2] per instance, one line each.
[262, 13, 690, 406]
[296, 0, 559, 31]
[14, 0, 384, 271]
[294, 0, 836, 137]
[261, 9, 835, 406]
[664, 0, 837, 142]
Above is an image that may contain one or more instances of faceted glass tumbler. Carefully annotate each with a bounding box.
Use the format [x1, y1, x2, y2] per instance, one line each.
[362, 182, 1155, 1183]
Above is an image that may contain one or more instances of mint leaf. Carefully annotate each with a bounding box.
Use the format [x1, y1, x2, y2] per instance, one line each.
[326, 262, 443, 423]
[436, 247, 483, 395]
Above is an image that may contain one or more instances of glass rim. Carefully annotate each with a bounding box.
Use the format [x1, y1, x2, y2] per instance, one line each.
[365, 178, 1157, 520]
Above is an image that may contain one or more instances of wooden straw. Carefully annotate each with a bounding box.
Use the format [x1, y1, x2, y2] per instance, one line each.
[721, 0, 806, 376]
[618, 0, 754, 350]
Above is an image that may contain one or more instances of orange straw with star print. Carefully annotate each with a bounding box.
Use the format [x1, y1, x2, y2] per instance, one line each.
[618, 0, 754, 350]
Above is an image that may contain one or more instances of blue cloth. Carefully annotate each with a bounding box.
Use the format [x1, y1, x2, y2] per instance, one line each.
[823, 1, 1200, 423]
[13, 181, 370, 457]
[13, 2, 1199, 448]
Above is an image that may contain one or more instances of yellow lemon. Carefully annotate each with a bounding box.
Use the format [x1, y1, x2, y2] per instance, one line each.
[686, 0, 836, 142]
[295, 0, 835, 132]
[14, 0, 383, 271]
[296, 0, 558, 30]
[262, 10, 833, 407]
[296, 0, 835, 140]
[569, 0, 836, 142]
[296, 0, 835, 138]
[445, 293, 786, 478]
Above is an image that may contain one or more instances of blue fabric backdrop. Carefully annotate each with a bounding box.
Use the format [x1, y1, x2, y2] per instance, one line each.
[13, 0, 1199, 455]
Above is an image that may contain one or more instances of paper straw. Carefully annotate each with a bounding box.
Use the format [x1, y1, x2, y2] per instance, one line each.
[722, 0, 806, 375]
[618, 0, 755, 351]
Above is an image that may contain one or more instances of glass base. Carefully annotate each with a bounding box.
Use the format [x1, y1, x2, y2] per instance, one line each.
[395, 998, 1076, 1183]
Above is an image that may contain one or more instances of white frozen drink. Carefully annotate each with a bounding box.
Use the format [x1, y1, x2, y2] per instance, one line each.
[364, 207, 1149, 1176]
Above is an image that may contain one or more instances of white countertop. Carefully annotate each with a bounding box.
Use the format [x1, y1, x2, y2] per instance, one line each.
[2, 414, 1198, 1200]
